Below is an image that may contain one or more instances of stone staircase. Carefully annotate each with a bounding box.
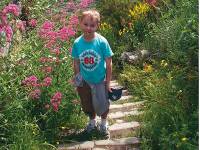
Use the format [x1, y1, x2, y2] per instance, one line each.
[58, 80, 146, 150]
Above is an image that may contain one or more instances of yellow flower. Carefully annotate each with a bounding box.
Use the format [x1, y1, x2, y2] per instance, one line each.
[129, 2, 150, 20]
[144, 64, 153, 73]
[118, 28, 128, 36]
[100, 22, 111, 31]
[181, 137, 187, 141]
[161, 60, 168, 67]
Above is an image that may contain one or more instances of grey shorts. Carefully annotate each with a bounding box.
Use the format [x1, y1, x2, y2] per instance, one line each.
[77, 80, 110, 116]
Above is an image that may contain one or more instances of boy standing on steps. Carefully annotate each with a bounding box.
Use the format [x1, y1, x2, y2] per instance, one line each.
[71, 9, 113, 137]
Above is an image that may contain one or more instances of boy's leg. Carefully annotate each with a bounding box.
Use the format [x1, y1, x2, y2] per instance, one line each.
[99, 109, 110, 138]
[77, 81, 96, 132]
[101, 109, 109, 119]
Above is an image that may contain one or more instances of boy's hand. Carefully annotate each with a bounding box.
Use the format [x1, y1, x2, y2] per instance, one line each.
[106, 81, 112, 92]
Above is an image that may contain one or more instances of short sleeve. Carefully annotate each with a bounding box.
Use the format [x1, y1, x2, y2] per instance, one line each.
[101, 39, 114, 58]
[71, 42, 79, 59]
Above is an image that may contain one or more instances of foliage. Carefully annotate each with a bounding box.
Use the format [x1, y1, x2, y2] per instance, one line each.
[0, 0, 94, 149]
[117, 0, 198, 149]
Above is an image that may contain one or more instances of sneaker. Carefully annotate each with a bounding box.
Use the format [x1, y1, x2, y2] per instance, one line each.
[86, 123, 96, 133]
[99, 124, 110, 139]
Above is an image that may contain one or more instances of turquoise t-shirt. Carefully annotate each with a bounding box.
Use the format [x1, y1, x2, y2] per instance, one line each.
[72, 33, 114, 84]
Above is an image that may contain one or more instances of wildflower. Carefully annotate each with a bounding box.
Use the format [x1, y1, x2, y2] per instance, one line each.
[42, 77, 52, 86]
[0, 14, 8, 25]
[181, 137, 187, 141]
[28, 19, 37, 27]
[69, 47, 72, 54]
[61, 126, 66, 130]
[4, 25, 13, 42]
[66, 1, 76, 11]
[118, 28, 127, 36]
[2, 4, 20, 16]
[58, 26, 76, 41]
[50, 48, 60, 56]
[41, 66, 53, 74]
[160, 60, 168, 67]
[29, 89, 41, 100]
[22, 75, 38, 86]
[78, 0, 94, 9]
[129, 2, 150, 20]
[50, 92, 62, 112]
[144, 63, 153, 73]
[68, 15, 79, 26]
[40, 21, 54, 31]
[16, 20, 26, 32]
[146, 0, 157, 6]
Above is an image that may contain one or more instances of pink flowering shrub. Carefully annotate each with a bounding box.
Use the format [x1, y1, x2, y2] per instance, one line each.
[19, 0, 95, 143]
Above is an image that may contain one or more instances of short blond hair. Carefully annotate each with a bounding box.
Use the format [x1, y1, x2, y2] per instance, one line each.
[79, 10, 100, 23]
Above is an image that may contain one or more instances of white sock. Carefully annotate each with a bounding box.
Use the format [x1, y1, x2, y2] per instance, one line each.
[89, 119, 96, 127]
[101, 119, 107, 126]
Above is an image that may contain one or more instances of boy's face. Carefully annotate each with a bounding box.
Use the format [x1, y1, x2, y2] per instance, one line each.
[80, 16, 98, 37]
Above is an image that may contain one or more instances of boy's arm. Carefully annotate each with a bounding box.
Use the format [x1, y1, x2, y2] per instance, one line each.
[105, 57, 112, 92]
[73, 58, 80, 75]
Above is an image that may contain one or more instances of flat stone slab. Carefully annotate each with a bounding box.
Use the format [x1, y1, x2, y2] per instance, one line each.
[109, 101, 146, 113]
[108, 109, 142, 120]
[95, 137, 140, 147]
[109, 122, 140, 138]
[119, 95, 133, 101]
[110, 121, 140, 131]
[58, 141, 94, 150]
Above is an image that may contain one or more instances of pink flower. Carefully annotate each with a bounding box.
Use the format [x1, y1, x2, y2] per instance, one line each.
[50, 92, 62, 112]
[22, 75, 38, 86]
[28, 19, 37, 27]
[16, 20, 26, 32]
[2, 4, 20, 16]
[1, 14, 8, 25]
[146, 0, 157, 6]
[4, 25, 13, 42]
[51, 103, 59, 112]
[69, 47, 72, 54]
[78, 0, 94, 9]
[50, 48, 60, 55]
[41, 66, 53, 74]
[68, 15, 79, 27]
[39, 57, 47, 63]
[29, 89, 41, 100]
[42, 77, 52, 86]
[41, 21, 54, 31]
[58, 26, 75, 41]
[66, 1, 76, 11]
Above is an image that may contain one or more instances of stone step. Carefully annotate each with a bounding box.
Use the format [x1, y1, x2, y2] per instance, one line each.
[118, 95, 133, 101]
[109, 121, 140, 138]
[94, 137, 140, 149]
[108, 108, 143, 120]
[109, 101, 146, 113]
[110, 80, 120, 87]
[58, 137, 140, 150]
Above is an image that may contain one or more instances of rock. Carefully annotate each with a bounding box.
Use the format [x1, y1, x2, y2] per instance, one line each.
[120, 50, 151, 65]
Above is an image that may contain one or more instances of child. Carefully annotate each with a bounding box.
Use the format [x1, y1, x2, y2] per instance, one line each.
[71, 9, 113, 137]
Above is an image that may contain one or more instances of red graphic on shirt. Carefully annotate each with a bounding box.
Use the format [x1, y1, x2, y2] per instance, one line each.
[84, 57, 94, 64]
